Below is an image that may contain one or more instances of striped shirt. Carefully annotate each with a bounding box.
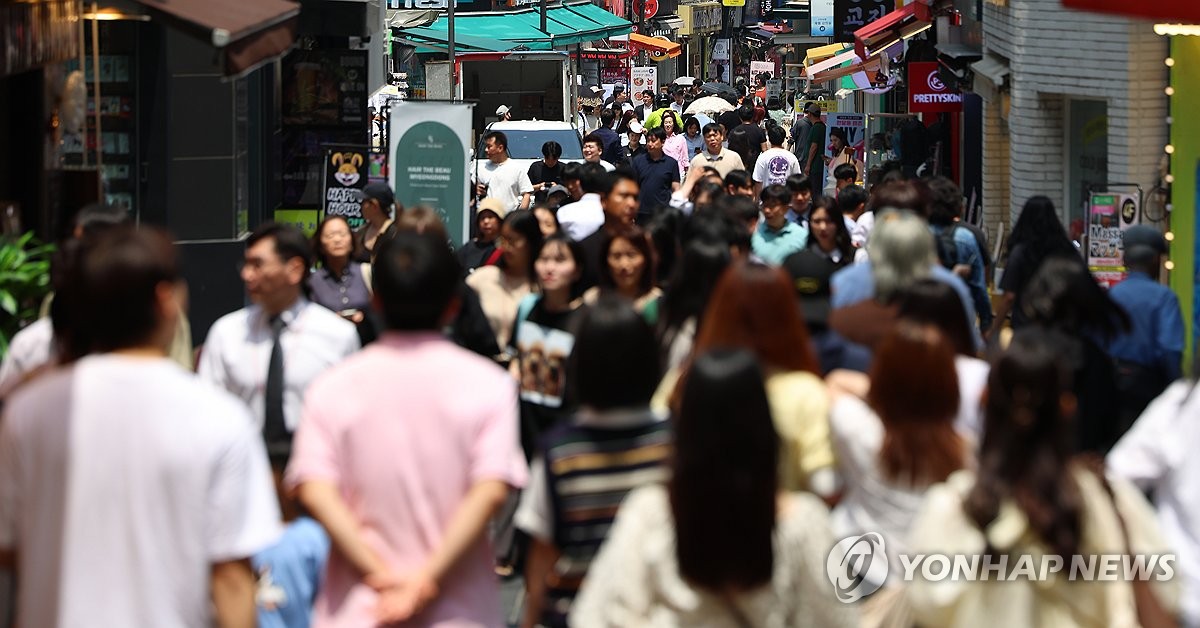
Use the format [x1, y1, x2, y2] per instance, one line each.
[518, 407, 671, 626]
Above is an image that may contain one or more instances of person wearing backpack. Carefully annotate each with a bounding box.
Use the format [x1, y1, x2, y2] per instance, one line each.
[928, 177, 992, 332]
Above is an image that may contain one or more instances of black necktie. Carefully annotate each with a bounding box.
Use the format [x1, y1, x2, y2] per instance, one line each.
[264, 315, 289, 464]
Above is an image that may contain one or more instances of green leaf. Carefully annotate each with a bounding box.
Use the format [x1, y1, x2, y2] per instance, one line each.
[0, 291, 16, 315]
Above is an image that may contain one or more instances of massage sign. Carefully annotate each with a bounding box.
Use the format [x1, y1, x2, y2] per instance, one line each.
[908, 62, 963, 113]
[322, 145, 370, 229]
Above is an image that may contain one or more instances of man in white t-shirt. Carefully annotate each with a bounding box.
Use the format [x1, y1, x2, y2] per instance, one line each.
[473, 131, 534, 212]
[752, 124, 801, 195]
[0, 226, 280, 628]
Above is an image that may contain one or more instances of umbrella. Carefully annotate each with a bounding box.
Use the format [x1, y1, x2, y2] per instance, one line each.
[673, 76, 696, 86]
[685, 96, 735, 115]
[700, 81, 739, 99]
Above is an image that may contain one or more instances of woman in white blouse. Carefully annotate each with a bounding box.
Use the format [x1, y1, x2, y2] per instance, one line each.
[570, 348, 856, 628]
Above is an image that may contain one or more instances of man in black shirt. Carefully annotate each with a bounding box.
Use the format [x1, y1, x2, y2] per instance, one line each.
[726, 104, 766, 168]
[630, 127, 680, 223]
[528, 141, 564, 203]
[579, 170, 640, 291]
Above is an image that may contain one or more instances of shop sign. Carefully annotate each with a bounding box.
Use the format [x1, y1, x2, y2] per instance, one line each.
[712, 38, 731, 61]
[833, 0, 890, 43]
[750, 60, 775, 84]
[321, 145, 370, 230]
[635, 0, 660, 19]
[387, 0, 467, 7]
[632, 66, 659, 94]
[1087, 192, 1140, 287]
[722, 0, 746, 7]
[810, 0, 835, 37]
[908, 62, 963, 113]
[794, 98, 839, 113]
[679, 3, 721, 35]
[390, 102, 473, 248]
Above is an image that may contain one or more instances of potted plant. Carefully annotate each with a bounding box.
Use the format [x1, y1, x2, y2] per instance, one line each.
[0, 232, 54, 356]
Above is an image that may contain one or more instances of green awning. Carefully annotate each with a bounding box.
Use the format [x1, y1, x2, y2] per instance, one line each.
[394, 3, 631, 53]
[397, 27, 543, 54]
[562, 1, 633, 38]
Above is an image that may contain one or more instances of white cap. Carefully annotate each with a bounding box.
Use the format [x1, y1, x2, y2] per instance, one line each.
[621, 102, 635, 113]
[628, 120, 644, 134]
[496, 104, 510, 116]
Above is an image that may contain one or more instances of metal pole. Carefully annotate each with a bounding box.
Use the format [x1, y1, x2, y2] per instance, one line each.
[448, 0, 456, 99]
[90, 2, 103, 201]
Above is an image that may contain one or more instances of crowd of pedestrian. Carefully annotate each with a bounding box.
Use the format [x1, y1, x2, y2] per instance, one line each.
[0, 99, 1195, 628]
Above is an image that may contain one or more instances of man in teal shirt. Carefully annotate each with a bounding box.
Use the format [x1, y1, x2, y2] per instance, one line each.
[752, 184, 809, 265]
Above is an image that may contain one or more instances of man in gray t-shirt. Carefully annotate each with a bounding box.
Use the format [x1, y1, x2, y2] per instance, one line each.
[790, 102, 815, 160]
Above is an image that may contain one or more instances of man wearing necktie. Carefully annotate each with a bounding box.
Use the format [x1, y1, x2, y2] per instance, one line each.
[199, 222, 359, 627]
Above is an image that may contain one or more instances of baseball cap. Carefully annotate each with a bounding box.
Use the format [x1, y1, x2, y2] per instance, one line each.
[477, 197, 508, 220]
[783, 251, 835, 328]
[613, 84, 626, 93]
[496, 104, 510, 116]
[804, 102, 822, 116]
[361, 182, 395, 209]
[1122, 225, 1167, 254]
[546, 184, 570, 197]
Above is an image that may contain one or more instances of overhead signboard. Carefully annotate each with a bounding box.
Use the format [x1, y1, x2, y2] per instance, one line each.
[833, 0, 890, 43]
[908, 62, 963, 113]
[810, 0, 835, 37]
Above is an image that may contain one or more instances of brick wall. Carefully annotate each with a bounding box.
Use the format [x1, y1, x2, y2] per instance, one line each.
[981, 0, 1168, 233]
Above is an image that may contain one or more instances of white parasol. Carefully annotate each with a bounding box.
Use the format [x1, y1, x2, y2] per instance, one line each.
[685, 95, 735, 115]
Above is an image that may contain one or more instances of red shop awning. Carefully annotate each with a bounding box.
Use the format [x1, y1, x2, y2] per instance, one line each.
[1061, 0, 1200, 23]
[853, 1, 931, 61]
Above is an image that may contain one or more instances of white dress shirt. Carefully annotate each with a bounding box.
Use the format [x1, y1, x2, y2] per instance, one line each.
[198, 298, 359, 432]
[557, 193, 605, 241]
[1108, 380, 1200, 628]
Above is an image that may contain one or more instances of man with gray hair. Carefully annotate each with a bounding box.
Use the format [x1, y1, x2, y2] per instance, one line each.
[829, 209, 980, 350]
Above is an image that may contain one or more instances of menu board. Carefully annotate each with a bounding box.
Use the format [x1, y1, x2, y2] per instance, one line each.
[281, 50, 369, 127]
[833, 0, 891, 43]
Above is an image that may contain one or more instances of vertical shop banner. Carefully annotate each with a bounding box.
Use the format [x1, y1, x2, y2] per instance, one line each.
[390, 101, 474, 248]
[810, 0, 835, 36]
[1087, 192, 1140, 287]
[631, 67, 659, 95]
[908, 62, 963, 113]
[750, 61, 775, 85]
[824, 112, 866, 162]
[833, 0, 890, 43]
[322, 145, 371, 229]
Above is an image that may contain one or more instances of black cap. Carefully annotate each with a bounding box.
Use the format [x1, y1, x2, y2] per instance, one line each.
[783, 250, 835, 328]
[362, 181, 395, 209]
[1122, 225, 1167, 255]
[804, 102, 822, 116]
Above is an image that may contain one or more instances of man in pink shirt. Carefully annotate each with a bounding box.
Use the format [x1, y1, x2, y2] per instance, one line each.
[286, 230, 527, 627]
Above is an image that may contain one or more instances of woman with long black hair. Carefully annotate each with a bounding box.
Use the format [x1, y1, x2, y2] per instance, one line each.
[988, 195, 1080, 339]
[906, 328, 1177, 627]
[570, 349, 854, 627]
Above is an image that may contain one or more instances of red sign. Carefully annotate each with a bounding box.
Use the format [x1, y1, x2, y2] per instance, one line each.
[633, 0, 658, 19]
[1062, 0, 1200, 22]
[908, 62, 962, 114]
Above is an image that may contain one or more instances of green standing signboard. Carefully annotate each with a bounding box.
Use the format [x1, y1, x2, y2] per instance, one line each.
[389, 102, 473, 248]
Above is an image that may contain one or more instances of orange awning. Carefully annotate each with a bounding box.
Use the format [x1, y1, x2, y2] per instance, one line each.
[628, 33, 682, 58]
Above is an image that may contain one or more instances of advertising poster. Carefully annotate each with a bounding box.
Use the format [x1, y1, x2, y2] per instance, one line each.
[631, 66, 659, 96]
[281, 50, 369, 127]
[824, 112, 867, 162]
[750, 60, 775, 85]
[321, 145, 370, 229]
[390, 101, 473, 248]
[1087, 192, 1140, 287]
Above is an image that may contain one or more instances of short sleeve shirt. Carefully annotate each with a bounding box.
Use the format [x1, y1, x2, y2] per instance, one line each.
[286, 332, 526, 627]
[753, 147, 802, 186]
[630, 152, 680, 214]
[473, 159, 534, 211]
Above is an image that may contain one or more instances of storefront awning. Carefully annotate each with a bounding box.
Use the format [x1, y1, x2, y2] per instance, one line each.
[853, 1, 931, 61]
[972, 54, 1010, 86]
[394, 27, 548, 53]
[564, 2, 635, 38]
[811, 56, 883, 83]
[628, 33, 682, 58]
[510, 2, 634, 46]
[127, 0, 299, 76]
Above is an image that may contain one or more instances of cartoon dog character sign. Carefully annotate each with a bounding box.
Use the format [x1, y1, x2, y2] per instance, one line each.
[331, 151, 364, 187]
